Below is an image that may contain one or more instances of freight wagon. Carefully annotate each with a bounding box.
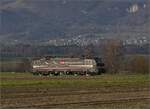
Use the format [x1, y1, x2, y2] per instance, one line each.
[31, 57, 105, 76]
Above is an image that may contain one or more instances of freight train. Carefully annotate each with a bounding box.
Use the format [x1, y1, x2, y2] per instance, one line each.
[31, 57, 105, 76]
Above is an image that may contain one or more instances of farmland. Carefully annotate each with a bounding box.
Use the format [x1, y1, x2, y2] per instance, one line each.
[1, 72, 150, 109]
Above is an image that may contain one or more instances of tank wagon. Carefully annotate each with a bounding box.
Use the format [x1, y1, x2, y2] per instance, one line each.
[31, 57, 105, 76]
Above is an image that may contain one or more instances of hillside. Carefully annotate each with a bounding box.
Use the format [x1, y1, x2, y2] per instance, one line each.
[0, 0, 149, 44]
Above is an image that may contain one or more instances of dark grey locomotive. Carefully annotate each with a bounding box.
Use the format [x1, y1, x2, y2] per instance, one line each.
[32, 57, 105, 76]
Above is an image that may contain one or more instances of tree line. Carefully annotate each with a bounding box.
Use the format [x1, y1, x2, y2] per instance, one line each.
[0, 40, 149, 74]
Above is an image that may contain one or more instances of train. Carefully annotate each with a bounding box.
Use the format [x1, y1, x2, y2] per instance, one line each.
[31, 57, 105, 76]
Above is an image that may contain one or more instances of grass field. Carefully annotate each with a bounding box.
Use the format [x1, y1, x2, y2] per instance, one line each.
[1, 72, 150, 88]
[1, 72, 150, 109]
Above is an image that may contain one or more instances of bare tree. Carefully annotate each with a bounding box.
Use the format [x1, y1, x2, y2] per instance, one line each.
[102, 39, 123, 73]
[128, 56, 149, 74]
[83, 44, 95, 59]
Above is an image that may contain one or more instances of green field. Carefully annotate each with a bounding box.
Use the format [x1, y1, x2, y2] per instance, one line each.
[1, 72, 150, 109]
[1, 72, 150, 88]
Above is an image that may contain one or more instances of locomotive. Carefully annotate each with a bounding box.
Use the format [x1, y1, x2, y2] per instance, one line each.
[31, 57, 105, 76]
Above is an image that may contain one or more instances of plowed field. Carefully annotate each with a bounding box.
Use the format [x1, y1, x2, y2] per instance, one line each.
[1, 73, 150, 109]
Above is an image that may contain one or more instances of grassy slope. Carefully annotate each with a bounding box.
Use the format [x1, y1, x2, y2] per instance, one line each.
[0, 72, 150, 88]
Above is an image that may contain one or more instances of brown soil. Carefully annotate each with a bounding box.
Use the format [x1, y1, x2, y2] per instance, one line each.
[1, 76, 150, 109]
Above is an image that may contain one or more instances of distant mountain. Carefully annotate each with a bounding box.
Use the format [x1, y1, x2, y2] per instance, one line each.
[0, 0, 149, 44]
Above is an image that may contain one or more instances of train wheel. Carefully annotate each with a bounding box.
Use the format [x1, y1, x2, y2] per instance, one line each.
[86, 73, 89, 76]
[49, 73, 53, 76]
[32, 72, 39, 76]
[49, 72, 54, 76]
[66, 72, 70, 75]
[54, 72, 59, 76]
[39, 73, 42, 77]
[74, 74, 78, 76]
[74, 72, 78, 76]
[59, 72, 63, 76]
